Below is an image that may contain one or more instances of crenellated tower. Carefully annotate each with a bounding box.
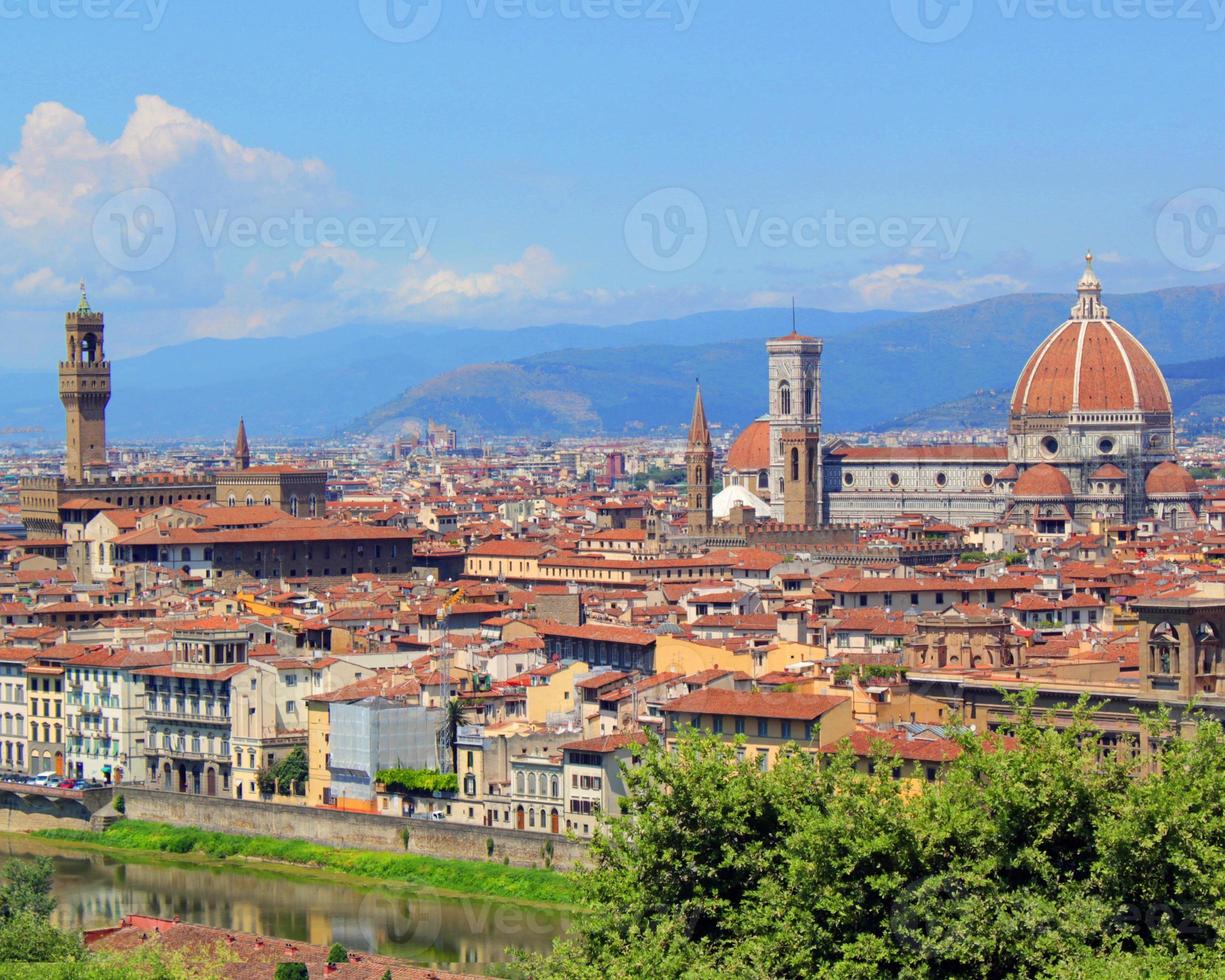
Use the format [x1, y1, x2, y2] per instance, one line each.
[59, 283, 111, 482]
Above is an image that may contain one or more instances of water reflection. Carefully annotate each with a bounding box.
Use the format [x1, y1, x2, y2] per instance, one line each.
[0, 837, 569, 970]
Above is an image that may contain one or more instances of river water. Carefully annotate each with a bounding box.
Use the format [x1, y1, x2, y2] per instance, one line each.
[0, 836, 571, 973]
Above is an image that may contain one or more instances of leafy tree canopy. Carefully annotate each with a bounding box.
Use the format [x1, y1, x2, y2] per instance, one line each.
[527, 695, 1225, 978]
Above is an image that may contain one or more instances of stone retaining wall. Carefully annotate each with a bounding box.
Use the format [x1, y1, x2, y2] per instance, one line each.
[121, 787, 587, 872]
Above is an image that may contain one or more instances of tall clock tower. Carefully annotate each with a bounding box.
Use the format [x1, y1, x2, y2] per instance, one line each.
[59, 284, 111, 482]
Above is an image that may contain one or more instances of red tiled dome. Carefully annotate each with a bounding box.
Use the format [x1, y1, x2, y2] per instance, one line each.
[1011, 320, 1172, 417]
[1145, 461, 1198, 496]
[1013, 463, 1073, 498]
[1091, 463, 1127, 480]
[727, 420, 770, 472]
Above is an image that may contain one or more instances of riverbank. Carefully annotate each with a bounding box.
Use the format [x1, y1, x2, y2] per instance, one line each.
[32, 820, 577, 907]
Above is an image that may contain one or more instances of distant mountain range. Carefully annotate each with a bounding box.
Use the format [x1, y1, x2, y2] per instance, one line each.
[5, 283, 1225, 442]
[355, 284, 1225, 438]
[0, 307, 897, 442]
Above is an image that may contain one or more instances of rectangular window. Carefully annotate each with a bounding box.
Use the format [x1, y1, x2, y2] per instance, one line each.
[734, 717, 745, 735]
[780, 721, 792, 740]
[757, 719, 769, 738]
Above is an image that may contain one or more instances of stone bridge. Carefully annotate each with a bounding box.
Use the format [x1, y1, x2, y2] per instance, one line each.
[0, 780, 116, 833]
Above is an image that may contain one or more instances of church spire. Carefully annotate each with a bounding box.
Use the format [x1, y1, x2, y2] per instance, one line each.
[688, 381, 710, 447]
[686, 380, 714, 536]
[77, 280, 91, 314]
[233, 417, 250, 470]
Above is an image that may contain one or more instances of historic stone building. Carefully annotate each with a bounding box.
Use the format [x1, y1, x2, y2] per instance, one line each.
[685, 384, 714, 535]
[19, 292, 326, 536]
[724, 256, 1202, 531]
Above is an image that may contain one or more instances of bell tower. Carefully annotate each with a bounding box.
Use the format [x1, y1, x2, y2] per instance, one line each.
[60, 283, 111, 483]
[767, 306, 823, 525]
[686, 383, 714, 535]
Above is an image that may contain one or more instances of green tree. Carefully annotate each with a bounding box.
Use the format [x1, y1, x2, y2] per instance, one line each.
[0, 857, 57, 923]
[274, 965, 309, 980]
[528, 698, 1225, 978]
[327, 942, 348, 964]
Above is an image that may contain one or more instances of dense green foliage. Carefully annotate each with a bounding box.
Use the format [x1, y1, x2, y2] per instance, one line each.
[35, 820, 573, 905]
[327, 942, 348, 964]
[375, 768, 459, 794]
[258, 746, 309, 796]
[528, 697, 1225, 978]
[274, 964, 309, 980]
[959, 550, 1029, 565]
[0, 858, 85, 965]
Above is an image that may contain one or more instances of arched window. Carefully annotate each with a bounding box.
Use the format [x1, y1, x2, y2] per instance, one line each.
[290, 496, 299, 517]
[227, 495, 236, 507]
[515, 772, 524, 794]
[263, 496, 272, 507]
[757, 470, 769, 490]
[245, 495, 254, 508]
[80, 333, 98, 364]
[528, 772, 537, 796]
[790, 448, 799, 482]
[551, 776, 559, 798]
[778, 381, 791, 416]
[803, 381, 814, 416]
[309, 495, 318, 517]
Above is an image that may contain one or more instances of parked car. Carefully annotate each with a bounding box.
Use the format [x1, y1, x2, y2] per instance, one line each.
[56, 778, 79, 790]
[28, 772, 59, 787]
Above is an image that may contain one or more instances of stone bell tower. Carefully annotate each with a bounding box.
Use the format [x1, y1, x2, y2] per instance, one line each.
[60, 283, 111, 482]
[686, 383, 714, 535]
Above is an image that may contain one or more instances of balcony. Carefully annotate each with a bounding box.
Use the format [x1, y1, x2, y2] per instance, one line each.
[145, 708, 232, 726]
[145, 747, 228, 762]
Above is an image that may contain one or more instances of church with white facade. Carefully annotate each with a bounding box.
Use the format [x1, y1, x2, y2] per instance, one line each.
[719, 256, 1202, 534]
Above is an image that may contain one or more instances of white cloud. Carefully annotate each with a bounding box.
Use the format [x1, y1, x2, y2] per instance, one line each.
[849, 263, 1025, 309]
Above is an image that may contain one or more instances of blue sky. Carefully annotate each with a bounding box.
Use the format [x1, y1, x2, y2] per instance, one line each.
[2, 0, 1224, 366]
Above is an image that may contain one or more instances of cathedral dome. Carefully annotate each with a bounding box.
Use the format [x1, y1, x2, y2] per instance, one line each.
[1010, 257, 1172, 418]
[1145, 461, 1198, 496]
[727, 419, 770, 472]
[1013, 463, 1073, 498]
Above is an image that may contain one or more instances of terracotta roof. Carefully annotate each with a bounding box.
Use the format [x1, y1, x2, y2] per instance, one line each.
[831, 445, 1008, 462]
[663, 688, 848, 720]
[559, 731, 648, 753]
[85, 914, 477, 979]
[1012, 463, 1073, 498]
[1145, 461, 1199, 496]
[1090, 463, 1127, 480]
[1011, 319, 1171, 416]
[727, 420, 770, 472]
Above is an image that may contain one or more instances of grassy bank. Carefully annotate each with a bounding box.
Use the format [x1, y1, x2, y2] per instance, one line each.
[33, 820, 575, 906]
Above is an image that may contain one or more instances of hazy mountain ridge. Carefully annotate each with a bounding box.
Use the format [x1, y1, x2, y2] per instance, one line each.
[355, 284, 1225, 437]
[0, 307, 899, 441]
